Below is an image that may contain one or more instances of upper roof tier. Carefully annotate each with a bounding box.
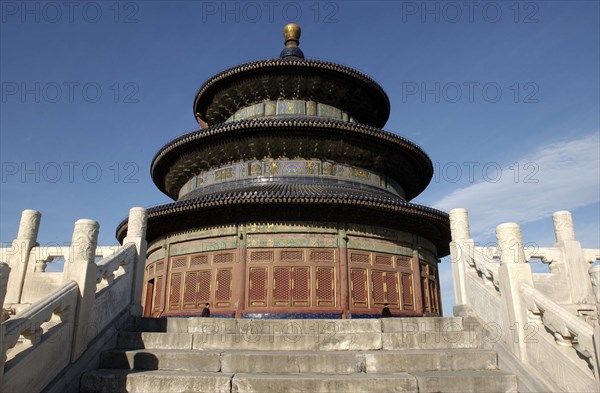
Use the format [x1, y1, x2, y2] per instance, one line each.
[193, 24, 391, 129]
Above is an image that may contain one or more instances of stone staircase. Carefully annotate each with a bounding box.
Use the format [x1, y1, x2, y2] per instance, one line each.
[80, 317, 517, 392]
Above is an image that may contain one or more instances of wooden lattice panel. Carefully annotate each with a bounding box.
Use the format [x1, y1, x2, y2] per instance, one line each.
[386, 272, 400, 306]
[190, 255, 209, 266]
[292, 267, 310, 306]
[250, 250, 274, 262]
[350, 268, 368, 307]
[214, 252, 234, 264]
[316, 267, 335, 306]
[401, 273, 414, 310]
[280, 250, 303, 262]
[350, 252, 370, 264]
[156, 260, 164, 272]
[397, 256, 412, 269]
[169, 273, 182, 310]
[273, 267, 291, 306]
[153, 275, 163, 311]
[371, 271, 386, 305]
[215, 269, 232, 306]
[197, 270, 211, 304]
[171, 257, 187, 269]
[183, 271, 197, 308]
[374, 254, 393, 266]
[310, 249, 334, 262]
[248, 267, 268, 306]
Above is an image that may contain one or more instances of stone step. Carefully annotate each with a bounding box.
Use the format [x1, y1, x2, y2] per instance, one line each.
[130, 317, 381, 334]
[99, 349, 221, 372]
[79, 369, 233, 393]
[413, 370, 518, 393]
[382, 316, 465, 333]
[98, 348, 497, 375]
[192, 332, 382, 351]
[382, 330, 482, 350]
[364, 349, 497, 373]
[231, 372, 417, 393]
[117, 332, 193, 350]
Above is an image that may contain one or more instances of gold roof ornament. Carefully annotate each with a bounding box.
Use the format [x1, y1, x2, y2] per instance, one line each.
[283, 23, 301, 47]
[280, 23, 304, 59]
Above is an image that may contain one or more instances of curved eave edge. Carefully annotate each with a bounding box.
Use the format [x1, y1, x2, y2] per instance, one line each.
[192, 57, 390, 126]
[150, 118, 434, 198]
[115, 198, 450, 255]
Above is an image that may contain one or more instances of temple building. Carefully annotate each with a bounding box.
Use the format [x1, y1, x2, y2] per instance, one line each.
[116, 24, 451, 319]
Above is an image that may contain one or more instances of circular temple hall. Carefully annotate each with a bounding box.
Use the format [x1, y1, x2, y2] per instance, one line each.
[116, 24, 451, 319]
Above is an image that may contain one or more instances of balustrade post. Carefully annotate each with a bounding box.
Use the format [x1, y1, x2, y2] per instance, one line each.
[122, 207, 148, 316]
[497, 222, 534, 361]
[5, 210, 41, 305]
[62, 219, 99, 361]
[553, 211, 593, 304]
[589, 263, 600, 381]
[449, 208, 472, 314]
[0, 262, 10, 384]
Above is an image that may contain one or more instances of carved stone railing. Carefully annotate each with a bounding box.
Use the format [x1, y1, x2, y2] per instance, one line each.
[450, 208, 599, 392]
[1, 207, 148, 392]
[0, 281, 78, 392]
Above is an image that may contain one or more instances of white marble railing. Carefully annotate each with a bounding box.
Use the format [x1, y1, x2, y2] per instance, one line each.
[450, 208, 599, 392]
[0, 208, 148, 392]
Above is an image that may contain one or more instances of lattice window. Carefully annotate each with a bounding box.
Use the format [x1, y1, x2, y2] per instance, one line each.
[292, 267, 310, 306]
[183, 272, 197, 308]
[386, 272, 400, 306]
[156, 261, 164, 272]
[171, 257, 187, 269]
[350, 269, 368, 307]
[273, 267, 291, 305]
[375, 254, 393, 266]
[397, 257, 412, 269]
[197, 270, 211, 304]
[190, 255, 209, 266]
[250, 250, 274, 262]
[401, 273, 414, 310]
[215, 269, 232, 303]
[371, 271, 386, 304]
[280, 250, 303, 262]
[310, 249, 334, 262]
[153, 275, 163, 311]
[214, 253, 234, 264]
[316, 267, 335, 306]
[248, 267, 268, 306]
[169, 273, 182, 310]
[350, 252, 370, 264]
[148, 264, 154, 277]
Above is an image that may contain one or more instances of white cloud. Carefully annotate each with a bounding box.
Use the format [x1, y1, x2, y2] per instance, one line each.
[433, 132, 600, 239]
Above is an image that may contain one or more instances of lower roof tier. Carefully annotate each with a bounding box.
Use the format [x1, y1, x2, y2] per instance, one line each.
[151, 118, 433, 201]
[116, 183, 450, 256]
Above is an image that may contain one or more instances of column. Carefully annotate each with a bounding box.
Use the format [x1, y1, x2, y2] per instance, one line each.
[553, 211, 593, 304]
[497, 222, 534, 361]
[5, 210, 41, 305]
[122, 207, 148, 316]
[449, 208, 472, 311]
[62, 219, 99, 361]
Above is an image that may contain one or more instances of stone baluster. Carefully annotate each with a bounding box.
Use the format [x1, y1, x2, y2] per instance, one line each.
[62, 219, 99, 361]
[122, 207, 148, 316]
[497, 222, 535, 361]
[553, 211, 593, 304]
[0, 262, 10, 322]
[449, 208, 473, 315]
[589, 263, 600, 380]
[5, 210, 41, 305]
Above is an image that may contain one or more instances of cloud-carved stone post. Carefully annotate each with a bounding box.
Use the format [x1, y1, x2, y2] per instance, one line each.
[449, 208, 472, 314]
[5, 210, 41, 305]
[62, 219, 99, 361]
[497, 222, 534, 362]
[122, 207, 148, 316]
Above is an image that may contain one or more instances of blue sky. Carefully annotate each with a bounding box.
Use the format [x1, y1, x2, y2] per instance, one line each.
[1, 1, 598, 314]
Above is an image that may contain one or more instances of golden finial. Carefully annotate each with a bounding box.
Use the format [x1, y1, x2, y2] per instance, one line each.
[283, 23, 301, 48]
